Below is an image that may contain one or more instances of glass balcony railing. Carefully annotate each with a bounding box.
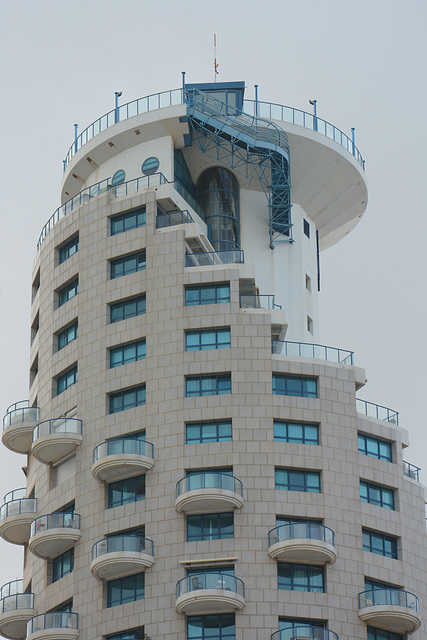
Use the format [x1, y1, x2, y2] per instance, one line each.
[30, 513, 80, 538]
[0, 497, 37, 520]
[4, 488, 27, 504]
[185, 250, 244, 267]
[272, 340, 353, 364]
[0, 586, 33, 614]
[240, 295, 282, 310]
[110, 173, 168, 198]
[27, 612, 78, 636]
[271, 628, 338, 640]
[3, 402, 39, 429]
[33, 418, 82, 442]
[92, 535, 153, 561]
[403, 461, 421, 482]
[356, 399, 399, 425]
[93, 438, 154, 463]
[176, 472, 243, 498]
[268, 522, 335, 547]
[0, 580, 24, 600]
[176, 573, 245, 598]
[359, 589, 419, 610]
[156, 210, 194, 228]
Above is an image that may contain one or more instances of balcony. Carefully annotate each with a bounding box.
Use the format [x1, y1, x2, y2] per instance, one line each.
[92, 438, 154, 483]
[185, 250, 244, 267]
[0, 580, 34, 640]
[27, 612, 78, 640]
[175, 573, 245, 615]
[0, 491, 37, 545]
[271, 628, 338, 640]
[29, 513, 81, 559]
[267, 523, 336, 564]
[272, 340, 353, 365]
[403, 460, 421, 482]
[31, 418, 82, 464]
[175, 472, 244, 514]
[356, 398, 399, 425]
[2, 402, 40, 454]
[358, 589, 421, 633]
[91, 535, 154, 581]
[240, 294, 282, 310]
[156, 209, 194, 228]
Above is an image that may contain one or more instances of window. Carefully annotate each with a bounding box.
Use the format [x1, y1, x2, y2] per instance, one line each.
[111, 208, 146, 235]
[58, 278, 78, 307]
[360, 480, 395, 510]
[307, 316, 313, 334]
[111, 169, 126, 186]
[110, 340, 146, 368]
[57, 322, 78, 350]
[303, 219, 310, 238]
[110, 295, 146, 323]
[57, 366, 77, 395]
[187, 613, 235, 640]
[362, 529, 398, 559]
[272, 375, 317, 398]
[186, 374, 231, 397]
[141, 157, 160, 175]
[109, 385, 146, 414]
[274, 421, 319, 444]
[107, 573, 144, 607]
[278, 563, 324, 592]
[276, 516, 322, 527]
[51, 600, 73, 613]
[187, 513, 233, 541]
[185, 283, 230, 306]
[365, 578, 399, 592]
[59, 236, 79, 264]
[52, 549, 74, 582]
[106, 629, 145, 640]
[305, 274, 312, 291]
[110, 252, 146, 279]
[279, 619, 326, 632]
[367, 626, 403, 640]
[108, 475, 145, 508]
[186, 328, 231, 351]
[275, 468, 321, 493]
[186, 420, 232, 444]
[358, 433, 392, 462]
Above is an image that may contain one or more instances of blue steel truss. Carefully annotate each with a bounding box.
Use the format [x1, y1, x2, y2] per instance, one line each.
[185, 88, 292, 247]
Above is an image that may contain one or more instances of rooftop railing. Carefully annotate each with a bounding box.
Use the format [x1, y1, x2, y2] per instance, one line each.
[271, 628, 339, 640]
[240, 294, 282, 310]
[30, 513, 80, 537]
[27, 612, 78, 635]
[268, 522, 335, 548]
[33, 418, 82, 442]
[356, 398, 399, 425]
[185, 250, 244, 267]
[176, 573, 245, 598]
[176, 472, 243, 498]
[92, 535, 154, 561]
[0, 497, 37, 520]
[3, 402, 39, 430]
[0, 580, 24, 600]
[156, 209, 194, 228]
[272, 340, 353, 364]
[359, 588, 419, 611]
[93, 438, 154, 463]
[403, 461, 421, 482]
[0, 591, 33, 614]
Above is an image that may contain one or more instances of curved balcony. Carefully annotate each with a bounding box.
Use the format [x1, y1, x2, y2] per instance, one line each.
[358, 589, 421, 633]
[2, 402, 40, 454]
[175, 472, 244, 514]
[271, 627, 338, 640]
[175, 573, 245, 615]
[268, 523, 336, 564]
[91, 535, 154, 581]
[27, 612, 78, 640]
[92, 438, 154, 483]
[0, 492, 37, 545]
[31, 418, 82, 464]
[29, 513, 81, 559]
[0, 580, 34, 640]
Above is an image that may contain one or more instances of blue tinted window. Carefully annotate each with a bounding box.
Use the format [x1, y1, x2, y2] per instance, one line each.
[109, 386, 146, 414]
[186, 375, 231, 397]
[187, 614, 235, 640]
[275, 468, 321, 493]
[367, 626, 402, 640]
[58, 278, 78, 307]
[141, 157, 159, 175]
[360, 481, 395, 510]
[279, 619, 326, 632]
[362, 529, 398, 559]
[111, 208, 146, 235]
[358, 433, 392, 462]
[110, 340, 146, 368]
[59, 236, 79, 264]
[57, 366, 77, 395]
[110, 295, 146, 323]
[107, 573, 144, 607]
[278, 563, 324, 592]
[58, 322, 78, 350]
[186, 329, 230, 351]
[52, 549, 74, 583]
[186, 421, 232, 444]
[111, 170, 126, 186]
[273, 375, 317, 398]
[110, 252, 146, 279]
[187, 513, 233, 541]
[107, 630, 145, 640]
[274, 421, 319, 444]
[108, 475, 145, 508]
[185, 284, 230, 306]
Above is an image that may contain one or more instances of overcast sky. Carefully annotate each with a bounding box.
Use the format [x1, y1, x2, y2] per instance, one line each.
[0, 0, 425, 586]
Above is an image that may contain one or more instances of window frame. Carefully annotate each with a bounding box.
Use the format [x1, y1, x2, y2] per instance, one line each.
[185, 374, 232, 397]
[106, 573, 144, 608]
[110, 208, 146, 236]
[52, 548, 74, 583]
[109, 339, 146, 368]
[186, 420, 232, 444]
[272, 374, 317, 398]
[108, 475, 146, 509]
[109, 295, 146, 324]
[187, 512, 234, 542]
[58, 278, 78, 307]
[278, 562, 325, 592]
[185, 283, 231, 306]
[367, 625, 403, 640]
[187, 613, 235, 640]
[58, 235, 79, 264]
[57, 322, 78, 351]
[110, 251, 146, 280]
[275, 468, 321, 493]
[109, 385, 146, 414]
[56, 365, 77, 395]
[360, 480, 395, 510]
[185, 328, 231, 351]
[358, 433, 393, 462]
[362, 529, 398, 559]
[273, 421, 319, 445]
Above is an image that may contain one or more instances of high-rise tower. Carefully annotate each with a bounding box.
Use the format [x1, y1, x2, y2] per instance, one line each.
[0, 80, 425, 640]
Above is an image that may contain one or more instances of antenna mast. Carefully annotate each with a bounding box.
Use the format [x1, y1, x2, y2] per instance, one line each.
[214, 34, 219, 82]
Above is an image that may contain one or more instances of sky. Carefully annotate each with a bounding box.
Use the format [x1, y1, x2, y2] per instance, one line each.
[0, 0, 426, 587]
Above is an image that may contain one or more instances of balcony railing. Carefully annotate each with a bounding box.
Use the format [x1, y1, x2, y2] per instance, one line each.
[176, 573, 245, 598]
[403, 461, 421, 482]
[27, 612, 78, 635]
[176, 472, 243, 498]
[4, 488, 27, 504]
[185, 250, 244, 267]
[273, 340, 353, 364]
[0, 498, 37, 520]
[359, 589, 419, 610]
[110, 172, 168, 198]
[0, 580, 24, 600]
[271, 628, 339, 640]
[93, 438, 154, 463]
[268, 522, 334, 547]
[30, 513, 80, 537]
[356, 398, 399, 425]
[92, 535, 154, 561]
[3, 402, 39, 429]
[0, 591, 34, 614]
[156, 209, 194, 229]
[240, 295, 282, 310]
[33, 418, 82, 441]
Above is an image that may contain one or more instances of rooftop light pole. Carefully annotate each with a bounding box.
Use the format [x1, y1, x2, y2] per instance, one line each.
[74, 124, 78, 153]
[115, 91, 122, 124]
[254, 85, 259, 117]
[351, 127, 356, 157]
[309, 100, 317, 131]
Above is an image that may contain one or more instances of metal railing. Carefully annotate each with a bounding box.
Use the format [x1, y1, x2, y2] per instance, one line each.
[156, 210, 194, 228]
[33, 418, 82, 442]
[356, 398, 399, 425]
[27, 612, 78, 635]
[176, 472, 243, 498]
[403, 461, 421, 482]
[93, 438, 154, 463]
[268, 522, 335, 548]
[240, 295, 282, 310]
[359, 588, 419, 611]
[30, 513, 80, 537]
[3, 402, 39, 430]
[0, 580, 24, 599]
[0, 498, 37, 520]
[110, 172, 168, 197]
[271, 628, 338, 640]
[272, 340, 353, 364]
[4, 488, 27, 503]
[0, 592, 33, 614]
[176, 573, 245, 598]
[92, 535, 154, 561]
[185, 250, 244, 267]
